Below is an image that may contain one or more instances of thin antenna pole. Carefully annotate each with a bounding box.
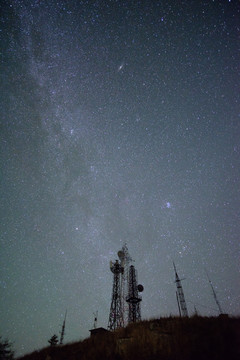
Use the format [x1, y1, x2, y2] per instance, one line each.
[59, 309, 67, 345]
[93, 311, 98, 329]
[205, 270, 223, 315]
[194, 305, 199, 316]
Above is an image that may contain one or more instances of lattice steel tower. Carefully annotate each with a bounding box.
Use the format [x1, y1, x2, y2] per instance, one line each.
[118, 244, 133, 326]
[126, 265, 143, 323]
[173, 262, 188, 317]
[108, 260, 124, 330]
[206, 271, 223, 315]
[59, 309, 67, 345]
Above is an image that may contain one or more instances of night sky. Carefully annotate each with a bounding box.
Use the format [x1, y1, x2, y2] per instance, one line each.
[1, 0, 239, 357]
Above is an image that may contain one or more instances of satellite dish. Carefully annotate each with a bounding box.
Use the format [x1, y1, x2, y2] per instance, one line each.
[118, 250, 124, 260]
[137, 284, 144, 292]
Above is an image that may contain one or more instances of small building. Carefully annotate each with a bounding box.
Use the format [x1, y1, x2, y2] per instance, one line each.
[89, 327, 109, 337]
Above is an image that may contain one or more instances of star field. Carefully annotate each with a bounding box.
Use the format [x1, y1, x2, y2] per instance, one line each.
[0, 0, 239, 357]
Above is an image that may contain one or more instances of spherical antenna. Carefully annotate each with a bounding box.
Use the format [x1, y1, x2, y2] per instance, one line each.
[137, 284, 144, 292]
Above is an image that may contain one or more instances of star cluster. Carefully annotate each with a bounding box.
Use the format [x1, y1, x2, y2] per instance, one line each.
[0, 0, 239, 356]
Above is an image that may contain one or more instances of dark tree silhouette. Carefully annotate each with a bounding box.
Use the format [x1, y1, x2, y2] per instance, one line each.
[0, 337, 14, 360]
[48, 334, 58, 346]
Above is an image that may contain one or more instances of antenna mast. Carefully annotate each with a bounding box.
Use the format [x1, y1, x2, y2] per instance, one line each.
[206, 271, 223, 315]
[93, 311, 98, 329]
[173, 262, 188, 317]
[108, 260, 124, 330]
[118, 244, 133, 326]
[59, 310, 67, 345]
[126, 265, 143, 323]
[176, 291, 181, 317]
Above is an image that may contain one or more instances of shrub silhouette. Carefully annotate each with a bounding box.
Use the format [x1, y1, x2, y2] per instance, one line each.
[0, 337, 14, 360]
[48, 335, 58, 347]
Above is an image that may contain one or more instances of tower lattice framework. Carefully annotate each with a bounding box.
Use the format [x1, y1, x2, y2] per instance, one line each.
[118, 244, 133, 326]
[59, 310, 67, 345]
[173, 262, 188, 317]
[206, 271, 223, 315]
[108, 260, 124, 330]
[126, 265, 142, 323]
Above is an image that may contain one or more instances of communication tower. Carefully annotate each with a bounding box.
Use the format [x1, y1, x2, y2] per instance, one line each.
[108, 260, 124, 330]
[59, 309, 67, 345]
[118, 244, 133, 326]
[173, 262, 188, 317]
[126, 265, 144, 323]
[93, 311, 98, 329]
[206, 271, 223, 315]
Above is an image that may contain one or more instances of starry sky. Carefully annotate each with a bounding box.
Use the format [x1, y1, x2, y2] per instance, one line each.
[0, 0, 240, 357]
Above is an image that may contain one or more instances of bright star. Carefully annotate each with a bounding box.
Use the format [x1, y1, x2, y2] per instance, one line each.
[118, 63, 124, 72]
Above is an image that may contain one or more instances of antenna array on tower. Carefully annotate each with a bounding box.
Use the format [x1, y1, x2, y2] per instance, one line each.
[108, 245, 143, 330]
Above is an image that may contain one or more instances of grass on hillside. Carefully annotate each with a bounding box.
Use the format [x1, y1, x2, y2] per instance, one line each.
[18, 315, 240, 360]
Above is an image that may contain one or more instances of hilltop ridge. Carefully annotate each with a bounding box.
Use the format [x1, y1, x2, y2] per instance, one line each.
[18, 316, 240, 360]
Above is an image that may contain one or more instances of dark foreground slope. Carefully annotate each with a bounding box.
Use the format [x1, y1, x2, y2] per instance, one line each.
[18, 316, 240, 360]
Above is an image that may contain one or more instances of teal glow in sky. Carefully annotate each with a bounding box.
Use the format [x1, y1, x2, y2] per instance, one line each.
[0, 0, 239, 357]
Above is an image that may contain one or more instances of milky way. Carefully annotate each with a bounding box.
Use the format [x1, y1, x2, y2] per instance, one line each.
[0, 0, 239, 356]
